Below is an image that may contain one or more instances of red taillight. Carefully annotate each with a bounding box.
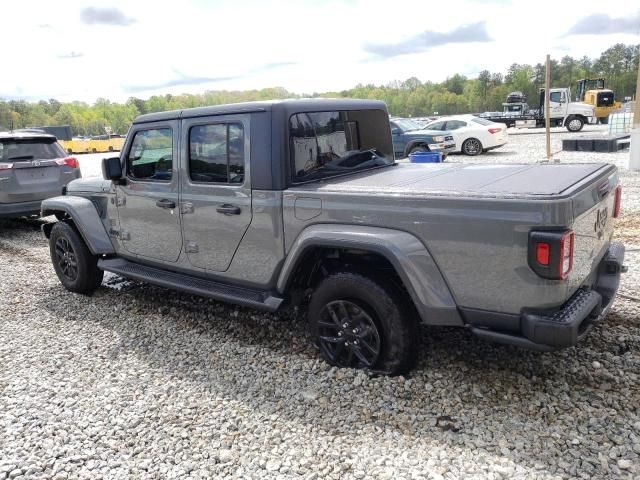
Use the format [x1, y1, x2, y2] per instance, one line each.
[559, 230, 574, 279]
[488, 128, 501, 134]
[0, 162, 14, 170]
[536, 242, 550, 265]
[613, 184, 622, 218]
[56, 157, 79, 169]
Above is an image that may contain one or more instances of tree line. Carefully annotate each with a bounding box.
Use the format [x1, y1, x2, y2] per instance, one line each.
[0, 43, 637, 136]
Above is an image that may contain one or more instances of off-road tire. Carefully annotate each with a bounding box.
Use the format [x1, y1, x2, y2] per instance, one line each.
[50, 222, 103, 294]
[309, 271, 419, 375]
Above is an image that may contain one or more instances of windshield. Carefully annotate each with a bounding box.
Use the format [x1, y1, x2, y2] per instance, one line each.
[0, 138, 65, 161]
[393, 118, 424, 132]
[290, 110, 394, 183]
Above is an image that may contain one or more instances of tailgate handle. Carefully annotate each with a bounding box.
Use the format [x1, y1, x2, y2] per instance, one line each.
[597, 180, 611, 199]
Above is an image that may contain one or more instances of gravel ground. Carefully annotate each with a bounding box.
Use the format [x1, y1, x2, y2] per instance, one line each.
[1, 128, 639, 479]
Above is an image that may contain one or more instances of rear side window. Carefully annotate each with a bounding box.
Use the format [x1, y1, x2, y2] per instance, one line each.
[289, 110, 393, 183]
[127, 128, 173, 181]
[426, 121, 446, 130]
[189, 123, 245, 184]
[0, 139, 65, 161]
[444, 120, 467, 130]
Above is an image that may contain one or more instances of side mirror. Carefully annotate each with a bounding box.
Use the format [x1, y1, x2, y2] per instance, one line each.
[391, 128, 401, 135]
[102, 156, 123, 181]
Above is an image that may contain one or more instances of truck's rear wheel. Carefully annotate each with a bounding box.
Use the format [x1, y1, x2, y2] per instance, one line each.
[566, 116, 584, 132]
[50, 222, 103, 294]
[308, 272, 418, 375]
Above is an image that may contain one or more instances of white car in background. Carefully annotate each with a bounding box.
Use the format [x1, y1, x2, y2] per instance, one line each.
[423, 115, 508, 156]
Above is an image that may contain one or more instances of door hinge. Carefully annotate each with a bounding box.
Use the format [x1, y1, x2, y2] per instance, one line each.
[181, 202, 194, 214]
[185, 241, 199, 253]
[116, 195, 126, 207]
[119, 230, 131, 241]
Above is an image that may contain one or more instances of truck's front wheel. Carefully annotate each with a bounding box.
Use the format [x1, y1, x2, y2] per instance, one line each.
[308, 272, 419, 375]
[50, 222, 104, 294]
[565, 116, 585, 132]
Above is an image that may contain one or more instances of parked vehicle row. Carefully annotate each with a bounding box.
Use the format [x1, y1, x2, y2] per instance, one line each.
[390, 115, 508, 158]
[36, 99, 625, 375]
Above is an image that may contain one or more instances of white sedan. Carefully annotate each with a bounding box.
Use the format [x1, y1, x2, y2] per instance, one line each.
[423, 115, 508, 156]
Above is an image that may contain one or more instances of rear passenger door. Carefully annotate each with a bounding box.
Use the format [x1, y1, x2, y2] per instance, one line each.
[180, 115, 252, 272]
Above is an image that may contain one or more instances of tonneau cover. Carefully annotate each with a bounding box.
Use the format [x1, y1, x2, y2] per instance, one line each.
[295, 163, 612, 199]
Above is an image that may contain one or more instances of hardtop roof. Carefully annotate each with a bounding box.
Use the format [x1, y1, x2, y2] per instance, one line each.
[133, 98, 387, 124]
[0, 131, 57, 141]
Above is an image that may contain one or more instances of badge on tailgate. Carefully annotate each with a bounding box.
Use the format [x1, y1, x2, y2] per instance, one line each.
[594, 206, 608, 234]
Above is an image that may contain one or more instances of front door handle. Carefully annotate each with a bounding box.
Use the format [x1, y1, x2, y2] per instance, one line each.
[156, 199, 176, 209]
[216, 204, 241, 215]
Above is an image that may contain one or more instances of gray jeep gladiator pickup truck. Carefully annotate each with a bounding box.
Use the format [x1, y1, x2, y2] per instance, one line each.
[42, 99, 626, 375]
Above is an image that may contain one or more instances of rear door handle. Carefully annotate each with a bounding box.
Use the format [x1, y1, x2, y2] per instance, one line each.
[216, 204, 241, 215]
[156, 199, 176, 209]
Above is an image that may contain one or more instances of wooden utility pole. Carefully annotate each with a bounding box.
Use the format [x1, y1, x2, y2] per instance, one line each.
[634, 55, 640, 129]
[630, 54, 640, 171]
[545, 54, 552, 162]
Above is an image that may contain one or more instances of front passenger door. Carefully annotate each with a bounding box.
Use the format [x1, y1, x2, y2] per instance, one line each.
[115, 122, 183, 263]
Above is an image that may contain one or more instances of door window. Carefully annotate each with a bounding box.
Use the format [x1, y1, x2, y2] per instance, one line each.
[549, 92, 565, 103]
[127, 128, 173, 181]
[189, 123, 245, 184]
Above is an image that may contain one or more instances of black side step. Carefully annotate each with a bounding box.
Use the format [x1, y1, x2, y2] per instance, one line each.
[98, 258, 284, 312]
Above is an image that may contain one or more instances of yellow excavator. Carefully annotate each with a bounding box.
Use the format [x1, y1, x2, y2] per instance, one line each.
[575, 78, 621, 124]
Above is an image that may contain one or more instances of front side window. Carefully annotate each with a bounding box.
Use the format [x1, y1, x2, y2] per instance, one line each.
[127, 128, 173, 181]
[289, 110, 393, 183]
[550, 92, 565, 103]
[189, 123, 245, 184]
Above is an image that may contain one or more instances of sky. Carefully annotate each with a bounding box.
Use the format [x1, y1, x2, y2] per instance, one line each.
[2, 0, 639, 103]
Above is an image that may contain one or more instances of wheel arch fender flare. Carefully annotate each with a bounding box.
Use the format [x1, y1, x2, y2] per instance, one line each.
[277, 224, 463, 326]
[41, 196, 115, 255]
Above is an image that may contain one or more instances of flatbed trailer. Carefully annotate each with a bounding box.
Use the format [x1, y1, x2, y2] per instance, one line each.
[481, 88, 596, 132]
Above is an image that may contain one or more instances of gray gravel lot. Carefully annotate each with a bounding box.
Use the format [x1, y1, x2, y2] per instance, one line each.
[1, 127, 639, 479]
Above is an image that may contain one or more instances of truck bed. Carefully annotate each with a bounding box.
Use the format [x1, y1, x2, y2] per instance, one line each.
[298, 162, 612, 199]
[286, 161, 618, 315]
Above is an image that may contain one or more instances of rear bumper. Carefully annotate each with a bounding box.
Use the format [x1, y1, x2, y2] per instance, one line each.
[470, 242, 626, 351]
[0, 200, 43, 218]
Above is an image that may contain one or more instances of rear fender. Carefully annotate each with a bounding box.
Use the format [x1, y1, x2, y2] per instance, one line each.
[277, 224, 462, 326]
[41, 196, 115, 255]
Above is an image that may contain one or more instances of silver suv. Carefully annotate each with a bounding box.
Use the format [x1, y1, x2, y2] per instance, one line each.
[0, 132, 81, 217]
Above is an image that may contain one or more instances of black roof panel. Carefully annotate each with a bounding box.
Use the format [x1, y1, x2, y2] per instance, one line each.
[133, 98, 387, 124]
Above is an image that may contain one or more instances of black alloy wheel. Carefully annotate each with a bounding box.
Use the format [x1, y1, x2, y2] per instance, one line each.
[55, 236, 78, 281]
[317, 300, 382, 369]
